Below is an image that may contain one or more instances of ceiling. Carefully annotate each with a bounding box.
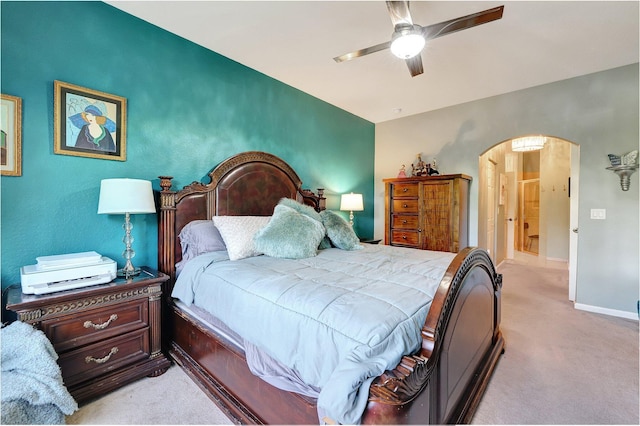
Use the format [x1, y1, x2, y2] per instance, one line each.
[106, 1, 639, 123]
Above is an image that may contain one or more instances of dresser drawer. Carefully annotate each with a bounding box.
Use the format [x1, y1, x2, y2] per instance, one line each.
[392, 184, 419, 198]
[392, 199, 419, 213]
[42, 299, 148, 352]
[392, 215, 420, 230]
[391, 230, 420, 247]
[59, 327, 150, 387]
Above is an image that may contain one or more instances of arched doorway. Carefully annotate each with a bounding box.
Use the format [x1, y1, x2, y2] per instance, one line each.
[478, 136, 579, 301]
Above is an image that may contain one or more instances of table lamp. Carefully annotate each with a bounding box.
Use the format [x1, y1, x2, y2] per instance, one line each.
[98, 178, 156, 278]
[340, 192, 364, 227]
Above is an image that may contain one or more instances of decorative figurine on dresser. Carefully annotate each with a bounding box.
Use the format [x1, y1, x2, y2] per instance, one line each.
[383, 174, 471, 253]
[5, 265, 171, 404]
[411, 153, 440, 177]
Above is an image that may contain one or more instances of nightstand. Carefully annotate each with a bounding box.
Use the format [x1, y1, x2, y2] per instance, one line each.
[5, 266, 171, 404]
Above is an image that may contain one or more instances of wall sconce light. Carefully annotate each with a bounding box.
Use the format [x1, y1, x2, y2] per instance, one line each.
[98, 178, 156, 277]
[340, 192, 364, 227]
[607, 150, 639, 191]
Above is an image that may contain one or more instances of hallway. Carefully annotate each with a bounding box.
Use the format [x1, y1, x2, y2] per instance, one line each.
[509, 250, 568, 271]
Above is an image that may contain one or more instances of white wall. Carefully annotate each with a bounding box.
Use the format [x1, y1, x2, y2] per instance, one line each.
[375, 64, 639, 316]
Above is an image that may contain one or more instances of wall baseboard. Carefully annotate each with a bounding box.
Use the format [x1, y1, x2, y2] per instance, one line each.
[574, 303, 638, 321]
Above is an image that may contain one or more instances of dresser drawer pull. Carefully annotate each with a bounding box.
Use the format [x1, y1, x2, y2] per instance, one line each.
[402, 235, 407, 239]
[85, 347, 118, 364]
[403, 204, 408, 208]
[403, 188, 408, 192]
[402, 220, 408, 224]
[84, 314, 118, 330]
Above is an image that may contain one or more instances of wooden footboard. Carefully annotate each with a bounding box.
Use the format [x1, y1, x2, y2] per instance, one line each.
[363, 247, 504, 424]
[157, 152, 504, 424]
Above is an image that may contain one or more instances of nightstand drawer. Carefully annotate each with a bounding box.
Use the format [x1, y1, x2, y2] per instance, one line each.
[59, 327, 150, 387]
[391, 230, 420, 247]
[42, 299, 149, 352]
[392, 215, 420, 229]
[392, 199, 419, 213]
[392, 184, 419, 197]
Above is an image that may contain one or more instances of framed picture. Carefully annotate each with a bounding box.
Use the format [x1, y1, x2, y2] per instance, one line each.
[1, 94, 22, 176]
[54, 80, 127, 161]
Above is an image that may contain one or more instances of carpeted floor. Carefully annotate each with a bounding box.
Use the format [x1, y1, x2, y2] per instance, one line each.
[66, 364, 230, 425]
[471, 259, 639, 424]
[67, 258, 639, 425]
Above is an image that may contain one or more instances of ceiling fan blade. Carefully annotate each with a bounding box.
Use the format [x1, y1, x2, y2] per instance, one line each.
[421, 5, 504, 41]
[386, 1, 413, 27]
[405, 55, 424, 77]
[333, 40, 392, 63]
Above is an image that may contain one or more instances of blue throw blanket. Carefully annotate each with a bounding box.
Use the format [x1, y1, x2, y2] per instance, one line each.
[1, 321, 78, 424]
[173, 244, 454, 424]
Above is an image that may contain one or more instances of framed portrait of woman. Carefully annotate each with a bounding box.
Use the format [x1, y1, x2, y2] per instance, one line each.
[54, 81, 127, 161]
[1, 93, 22, 176]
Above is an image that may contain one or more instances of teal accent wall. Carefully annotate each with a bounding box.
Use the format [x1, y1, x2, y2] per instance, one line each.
[0, 1, 375, 289]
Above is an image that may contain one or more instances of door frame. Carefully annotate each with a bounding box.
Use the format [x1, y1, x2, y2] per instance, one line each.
[478, 137, 579, 301]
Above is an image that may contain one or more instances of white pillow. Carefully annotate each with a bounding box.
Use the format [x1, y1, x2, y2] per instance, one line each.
[212, 216, 271, 261]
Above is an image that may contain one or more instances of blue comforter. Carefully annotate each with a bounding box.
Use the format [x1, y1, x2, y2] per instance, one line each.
[172, 244, 455, 424]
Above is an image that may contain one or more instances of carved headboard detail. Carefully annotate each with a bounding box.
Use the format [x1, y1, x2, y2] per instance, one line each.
[157, 151, 325, 283]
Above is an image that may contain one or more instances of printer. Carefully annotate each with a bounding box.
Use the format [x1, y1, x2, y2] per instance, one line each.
[21, 251, 117, 295]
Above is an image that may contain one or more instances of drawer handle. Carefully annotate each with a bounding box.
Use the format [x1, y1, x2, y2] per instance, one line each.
[403, 188, 408, 192]
[402, 220, 408, 224]
[403, 204, 408, 208]
[402, 235, 407, 240]
[85, 347, 118, 364]
[84, 314, 118, 330]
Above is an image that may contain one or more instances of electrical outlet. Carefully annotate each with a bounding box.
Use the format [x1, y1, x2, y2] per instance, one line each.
[590, 209, 606, 220]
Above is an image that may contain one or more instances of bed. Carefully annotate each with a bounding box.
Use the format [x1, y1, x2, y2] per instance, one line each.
[157, 151, 504, 424]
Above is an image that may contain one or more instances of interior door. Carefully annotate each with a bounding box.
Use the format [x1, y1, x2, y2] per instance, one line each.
[569, 144, 580, 301]
[505, 154, 517, 259]
[486, 160, 497, 260]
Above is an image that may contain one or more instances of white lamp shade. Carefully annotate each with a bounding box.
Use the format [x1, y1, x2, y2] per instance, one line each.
[98, 178, 156, 214]
[340, 193, 364, 212]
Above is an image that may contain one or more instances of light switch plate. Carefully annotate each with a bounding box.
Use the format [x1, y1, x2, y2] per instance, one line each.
[590, 208, 606, 220]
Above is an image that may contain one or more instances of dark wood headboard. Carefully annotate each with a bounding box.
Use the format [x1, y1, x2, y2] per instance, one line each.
[157, 151, 325, 283]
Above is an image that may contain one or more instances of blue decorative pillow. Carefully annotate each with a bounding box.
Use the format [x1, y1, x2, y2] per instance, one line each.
[254, 204, 325, 259]
[320, 210, 363, 251]
[277, 198, 323, 222]
[278, 198, 332, 249]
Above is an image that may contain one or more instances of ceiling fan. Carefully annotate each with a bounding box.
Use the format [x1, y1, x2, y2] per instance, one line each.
[334, 1, 504, 77]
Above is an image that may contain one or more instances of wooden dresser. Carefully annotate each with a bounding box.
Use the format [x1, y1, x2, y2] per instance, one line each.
[5, 267, 171, 404]
[384, 174, 471, 253]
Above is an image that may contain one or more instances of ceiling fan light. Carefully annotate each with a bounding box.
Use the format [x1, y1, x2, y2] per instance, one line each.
[390, 30, 425, 59]
[511, 135, 547, 152]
